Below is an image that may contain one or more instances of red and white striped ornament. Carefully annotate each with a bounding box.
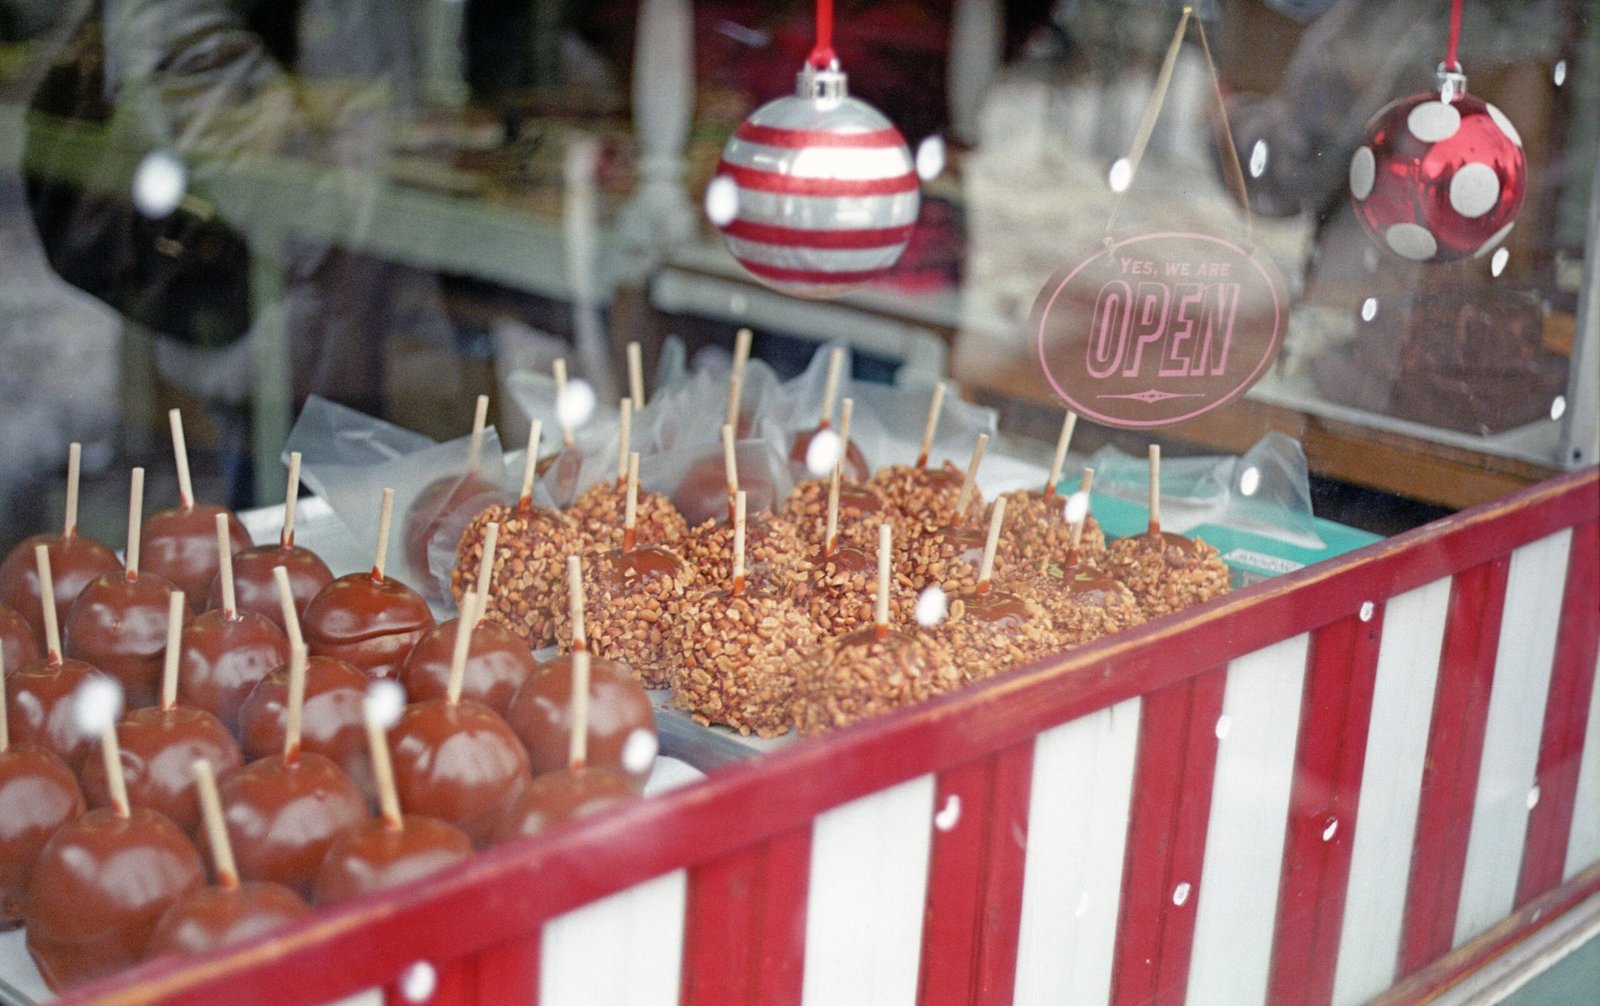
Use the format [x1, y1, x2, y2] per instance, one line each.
[709, 63, 920, 299]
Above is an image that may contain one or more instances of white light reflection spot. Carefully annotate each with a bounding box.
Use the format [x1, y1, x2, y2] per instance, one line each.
[704, 175, 739, 228]
[400, 961, 437, 1003]
[1322, 817, 1339, 842]
[622, 729, 659, 777]
[1490, 247, 1509, 277]
[1107, 157, 1133, 194]
[934, 794, 961, 831]
[1248, 139, 1268, 179]
[915, 585, 948, 628]
[1214, 714, 1232, 740]
[1359, 601, 1375, 622]
[1526, 785, 1541, 810]
[556, 378, 597, 430]
[805, 428, 844, 477]
[132, 150, 188, 220]
[365, 680, 406, 730]
[1172, 882, 1191, 907]
[73, 677, 124, 737]
[916, 135, 947, 182]
[1238, 466, 1261, 497]
[1360, 297, 1378, 322]
[1063, 491, 1090, 527]
[1553, 60, 1567, 87]
[730, 293, 748, 314]
[1551, 396, 1567, 421]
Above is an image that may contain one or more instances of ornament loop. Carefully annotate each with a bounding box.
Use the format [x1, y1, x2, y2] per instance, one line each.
[797, 62, 848, 101]
[1435, 63, 1468, 102]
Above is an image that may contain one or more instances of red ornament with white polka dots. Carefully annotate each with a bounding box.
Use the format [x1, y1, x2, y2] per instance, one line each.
[1348, 68, 1525, 264]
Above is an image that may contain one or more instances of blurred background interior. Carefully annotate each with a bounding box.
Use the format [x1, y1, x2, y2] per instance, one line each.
[0, 0, 1593, 550]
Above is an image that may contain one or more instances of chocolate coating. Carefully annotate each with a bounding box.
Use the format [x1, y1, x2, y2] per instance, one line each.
[388, 699, 532, 847]
[63, 572, 192, 709]
[7, 658, 104, 770]
[79, 706, 243, 834]
[24, 807, 204, 991]
[145, 881, 313, 958]
[237, 656, 368, 791]
[817, 543, 874, 574]
[301, 573, 436, 680]
[140, 505, 253, 599]
[311, 815, 473, 906]
[960, 590, 1033, 627]
[0, 745, 85, 928]
[0, 533, 122, 646]
[209, 543, 333, 632]
[506, 653, 656, 790]
[216, 752, 368, 897]
[789, 425, 871, 483]
[178, 610, 290, 732]
[399, 617, 539, 715]
[0, 604, 41, 675]
[493, 768, 636, 841]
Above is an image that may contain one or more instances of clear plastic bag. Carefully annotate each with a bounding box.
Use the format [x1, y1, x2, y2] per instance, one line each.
[1086, 432, 1324, 550]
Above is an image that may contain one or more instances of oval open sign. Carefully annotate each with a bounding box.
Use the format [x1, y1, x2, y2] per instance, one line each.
[1031, 232, 1285, 428]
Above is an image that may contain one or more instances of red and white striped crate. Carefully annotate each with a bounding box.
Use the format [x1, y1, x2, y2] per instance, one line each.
[56, 469, 1599, 1006]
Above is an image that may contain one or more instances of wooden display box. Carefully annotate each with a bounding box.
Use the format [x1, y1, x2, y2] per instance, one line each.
[49, 469, 1600, 1006]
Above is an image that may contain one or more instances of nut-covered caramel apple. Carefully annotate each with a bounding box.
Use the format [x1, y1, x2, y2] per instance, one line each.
[301, 489, 434, 680]
[144, 760, 312, 959]
[25, 678, 204, 990]
[1104, 446, 1230, 618]
[0, 445, 122, 646]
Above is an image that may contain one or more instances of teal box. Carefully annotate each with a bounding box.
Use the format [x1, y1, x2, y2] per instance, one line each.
[1087, 494, 1381, 587]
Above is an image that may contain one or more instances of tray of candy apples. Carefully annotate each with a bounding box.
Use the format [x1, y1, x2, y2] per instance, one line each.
[439, 336, 1231, 752]
[0, 411, 681, 1000]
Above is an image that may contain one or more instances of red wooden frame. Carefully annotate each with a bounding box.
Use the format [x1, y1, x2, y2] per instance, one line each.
[52, 469, 1600, 1006]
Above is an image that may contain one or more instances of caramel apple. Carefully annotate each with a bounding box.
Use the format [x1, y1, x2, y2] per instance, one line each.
[677, 511, 805, 595]
[1104, 446, 1230, 618]
[569, 402, 688, 552]
[0, 604, 41, 675]
[141, 411, 253, 598]
[144, 760, 312, 959]
[388, 593, 533, 847]
[403, 396, 504, 597]
[206, 451, 333, 631]
[494, 767, 636, 841]
[783, 477, 888, 553]
[312, 684, 472, 905]
[181, 515, 290, 729]
[0, 666, 86, 929]
[62, 468, 189, 707]
[786, 348, 872, 485]
[301, 488, 435, 680]
[239, 568, 368, 790]
[509, 558, 657, 788]
[25, 679, 204, 990]
[931, 500, 1058, 679]
[80, 592, 242, 833]
[0, 444, 122, 645]
[538, 357, 587, 507]
[998, 417, 1106, 571]
[218, 644, 368, 896]
[498, 649, 639, 839]
[668, 493, 815, 737]
[793, 527, 960, 733]
[9, 546, 106, 770]
[402, 528, 538, 715]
